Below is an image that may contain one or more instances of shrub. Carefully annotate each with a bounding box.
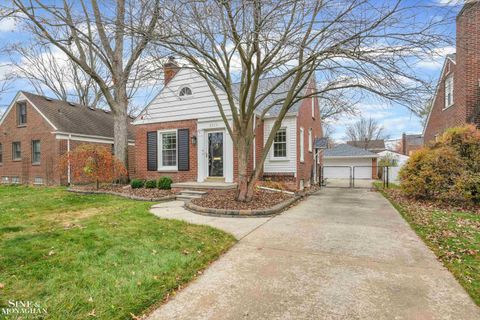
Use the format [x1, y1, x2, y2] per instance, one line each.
[58, 144, 127, 189]
[399, 125, 480, 203]
[145, 180, 157, 189]
[158, 176, 173, 190]
[131, 179, 145, 189]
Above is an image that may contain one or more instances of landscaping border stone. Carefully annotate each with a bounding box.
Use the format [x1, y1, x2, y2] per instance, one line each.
[185, 188, 319, 217]
[68, 188, 177, 202]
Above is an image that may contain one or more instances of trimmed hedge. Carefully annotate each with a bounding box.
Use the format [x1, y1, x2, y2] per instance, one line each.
[399, 125, 480, 203]
[145, 180, 157, 189]
[130, 179, 145, 189]
[158, 176, 173, 190]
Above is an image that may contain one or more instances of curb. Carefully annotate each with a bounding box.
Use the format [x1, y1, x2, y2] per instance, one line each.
[184, 188, 319, 217]
[68, 188, 177, 202]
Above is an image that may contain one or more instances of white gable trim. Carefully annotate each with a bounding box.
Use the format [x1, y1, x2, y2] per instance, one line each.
[422, 56, 456, 136]
[0, 92, 58, 130]
[55, 132, 135, 145]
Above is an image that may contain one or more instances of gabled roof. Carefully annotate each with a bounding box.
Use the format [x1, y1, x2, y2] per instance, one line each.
[1, 91, 134, 140]
[324, 144, 378, 158]
[346, 139, 385, 152]
[231, 76, 306, 117]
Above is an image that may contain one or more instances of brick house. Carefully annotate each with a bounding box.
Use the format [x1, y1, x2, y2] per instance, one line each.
[133, 61, 323, 190]
[423, 1, 480, 143]
[0, 91, 135, 185]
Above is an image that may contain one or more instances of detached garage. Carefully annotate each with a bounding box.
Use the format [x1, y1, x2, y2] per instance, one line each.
[323, 144, 378, 180]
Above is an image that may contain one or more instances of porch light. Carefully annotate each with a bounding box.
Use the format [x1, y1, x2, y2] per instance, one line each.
[191, 135, 197, 145]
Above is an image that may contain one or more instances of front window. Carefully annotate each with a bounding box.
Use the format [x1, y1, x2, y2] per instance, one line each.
[17, 102, 27, 125]
[12, 142, 21, 160]
[159, 131, 177, 170]
[32, 140, 41, 164]
[273, 128, 287, 158]
[445, 75, 454, 108]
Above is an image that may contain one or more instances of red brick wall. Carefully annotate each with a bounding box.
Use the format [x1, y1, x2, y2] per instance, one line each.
[134, 119, 197, 182]
[424, 3, 480, 143]
[457, 2, 480, 127]
[424, 59, 464, 143]
[0, 99, 59, 185]
[296, 81, 323, 189]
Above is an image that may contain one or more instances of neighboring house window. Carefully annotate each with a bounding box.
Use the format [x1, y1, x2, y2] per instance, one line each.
[308, 129, 312, 152]
[32, 140, 41, 164]
[300, 127, 305, 162]
[158, 131, 177, 170]
[311, 97, 315, 118]
[12, 142, 21, 160]
[179, 87, 192, 97]
[11, 176, 20, 184]
[444, 75, 454, 108]
[0, 143, 2, 164]
[273, 128, 287, 158]
[17, 102, 27, 125]
[34, 177, 43, 185]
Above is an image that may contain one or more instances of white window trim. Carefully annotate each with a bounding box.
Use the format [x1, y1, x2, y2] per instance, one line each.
[300, 127, 305, 163]
[157, 129, 178, 171]
[444, 74, 454, 110]
[308, 129, 312, 153]
[271, 127, 288, 161]
[311, 97, 315, 118]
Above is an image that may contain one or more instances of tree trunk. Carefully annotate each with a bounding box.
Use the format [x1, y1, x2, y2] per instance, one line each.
[236, 137, 253, 202]
[113, 102, 129, 172]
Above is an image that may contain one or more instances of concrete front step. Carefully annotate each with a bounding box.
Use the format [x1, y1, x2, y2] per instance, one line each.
[180, 190, 207, 196]
[172, 182, 237, 190]
[176, 194, 202, 201]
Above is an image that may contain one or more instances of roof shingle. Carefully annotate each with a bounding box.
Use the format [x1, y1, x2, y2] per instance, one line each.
[324, 144, 378, 158]
[22, 91, 134, 140]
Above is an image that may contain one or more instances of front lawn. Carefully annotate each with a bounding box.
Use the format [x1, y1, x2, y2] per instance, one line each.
[375, 183, 480, 306]
[0, 186, 235, 319]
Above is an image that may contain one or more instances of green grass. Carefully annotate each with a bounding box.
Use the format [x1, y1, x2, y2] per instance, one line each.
[0, 186, 236, 319]
[375, 182, 480, 306]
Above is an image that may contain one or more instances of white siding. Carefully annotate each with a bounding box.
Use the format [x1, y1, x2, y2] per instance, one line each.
[134, 68, 232, 124]
[263, 116, 297, 174]
[377, 150, 410, 181]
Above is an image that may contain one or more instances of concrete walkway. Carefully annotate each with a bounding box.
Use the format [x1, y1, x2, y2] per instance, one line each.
[149, 189, 480, 320]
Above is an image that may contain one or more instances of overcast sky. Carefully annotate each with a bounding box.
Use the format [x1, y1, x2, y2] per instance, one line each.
[0, 0, 462, 142]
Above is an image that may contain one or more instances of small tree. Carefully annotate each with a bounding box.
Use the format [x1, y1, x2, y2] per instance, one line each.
[59, 144, 128, 189]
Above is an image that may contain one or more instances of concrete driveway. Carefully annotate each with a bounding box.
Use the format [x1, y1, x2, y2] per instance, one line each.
[148, 189, 480, 319]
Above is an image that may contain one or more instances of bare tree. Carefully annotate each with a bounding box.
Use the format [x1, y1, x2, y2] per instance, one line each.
[345, 117, 387, 145]
[158, 0, 452, 201]
[8, 0, 164, 168]
[7, 43, 104, 108]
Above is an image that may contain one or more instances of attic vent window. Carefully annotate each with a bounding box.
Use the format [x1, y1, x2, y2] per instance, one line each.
[179, 87, 192, 98]
[45, 97, 53, 101]
[68, 102, 75, 106]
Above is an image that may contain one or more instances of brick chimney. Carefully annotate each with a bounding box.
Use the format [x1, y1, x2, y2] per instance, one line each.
[402, 133, 407, 155]
[456, 0, 480, 125]
[163, 56, 180, 86]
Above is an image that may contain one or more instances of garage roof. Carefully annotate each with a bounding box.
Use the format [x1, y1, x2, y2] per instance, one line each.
[324, 144, 378, 158]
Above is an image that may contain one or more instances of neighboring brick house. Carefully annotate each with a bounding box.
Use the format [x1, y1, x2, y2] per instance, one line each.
[133, 61, 323, 190]
[424, 1, 480, 143]
[0, 91, 135, 185]
[400, 133, 423, 156]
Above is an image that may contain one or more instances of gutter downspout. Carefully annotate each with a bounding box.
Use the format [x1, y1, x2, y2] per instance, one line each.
[67, 134, 71, 185]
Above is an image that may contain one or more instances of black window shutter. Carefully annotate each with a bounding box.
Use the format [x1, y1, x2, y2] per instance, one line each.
[178, 128, 189, 171]
[147, 131, 157, 171]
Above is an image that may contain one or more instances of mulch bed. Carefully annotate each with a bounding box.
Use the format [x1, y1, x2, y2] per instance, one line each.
[191, 189, 293, 210]
[72, 184, 176, 198]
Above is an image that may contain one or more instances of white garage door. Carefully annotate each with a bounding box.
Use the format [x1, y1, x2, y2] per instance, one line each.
[324, 158, 373, 179]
